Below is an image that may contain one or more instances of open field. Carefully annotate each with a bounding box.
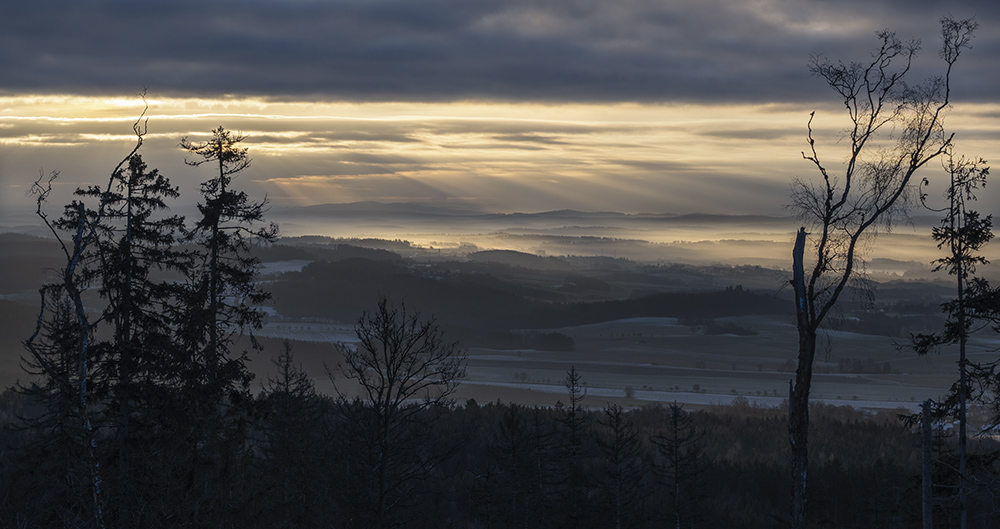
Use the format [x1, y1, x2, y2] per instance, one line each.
[453, 315, 984, 412]
[243, 315, 986, 414]
[2, 299, 986, 415]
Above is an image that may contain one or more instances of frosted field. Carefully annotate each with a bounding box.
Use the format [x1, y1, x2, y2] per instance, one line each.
[256, 321, 359, 345]
[455, 316, 983, 411]
[251, 315, 986, 412]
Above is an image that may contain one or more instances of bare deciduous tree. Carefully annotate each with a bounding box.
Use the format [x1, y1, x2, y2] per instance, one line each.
[335, 296, 466, 529]
[787, 17, 977, 529]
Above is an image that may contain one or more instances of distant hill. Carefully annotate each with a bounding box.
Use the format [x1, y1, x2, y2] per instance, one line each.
[500, 209, 629, 219]
[270, 201, 795, 225]
[654, 213, 795, 225]
[269, 257, 789, 333]
[255, 241, 403, 264]
[272, 201, 483, 219]
[266, 202, 806, 266]
[467, 250, 571, 271]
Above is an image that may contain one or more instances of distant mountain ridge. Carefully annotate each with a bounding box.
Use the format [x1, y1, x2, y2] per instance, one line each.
[276, 201, 483, 218]
[271, 201, 797, 224]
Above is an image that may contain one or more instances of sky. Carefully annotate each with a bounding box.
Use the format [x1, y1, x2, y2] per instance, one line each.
[1, 0, 998, 227]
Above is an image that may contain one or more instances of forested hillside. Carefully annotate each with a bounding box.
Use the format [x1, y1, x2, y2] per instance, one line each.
[268, 257, 788, 332]
[3, 375, 996, 528]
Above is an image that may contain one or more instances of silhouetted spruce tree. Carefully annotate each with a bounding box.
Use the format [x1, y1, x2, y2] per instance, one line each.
[258, 340, 325, 529]
[174, 126, 277, 524]
[911, 152, 992, 526]
[77, 152, 187, 526]
[488, 403, 540, 529]
[530, 405, 560, 527]
[179, 126, 276, 362]
[596, 404, 645, 529]
[15, 294, 97, 527]
[554, 366, 591, 528]
[654, 402, 704, 529]
[482, 403, 561, 529]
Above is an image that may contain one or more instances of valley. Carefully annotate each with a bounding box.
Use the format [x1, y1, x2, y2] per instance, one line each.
[1, 215, 983, 414]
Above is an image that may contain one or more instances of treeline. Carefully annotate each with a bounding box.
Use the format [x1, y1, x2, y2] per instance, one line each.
[265, 252, 952, 342]
[5, 369, 995, 528]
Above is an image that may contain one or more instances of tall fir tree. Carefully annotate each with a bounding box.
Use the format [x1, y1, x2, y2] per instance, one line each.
[555, 366, 590, 528]
[77, 153, 187, 526]
[596, 403, 645, 529]
[654, 403, 704, 529]
[258, 340, 325, 529]
[174, 126, 277, 525]
[912, 152, 993, 526]
[489, 403, 536, 529]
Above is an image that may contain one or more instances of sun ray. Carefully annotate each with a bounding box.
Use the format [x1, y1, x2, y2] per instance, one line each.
[2, 95, 998, 220]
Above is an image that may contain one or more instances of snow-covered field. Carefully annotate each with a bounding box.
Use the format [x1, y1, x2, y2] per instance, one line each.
[256, 321, 358, 344]
[255, 315, 968, 412]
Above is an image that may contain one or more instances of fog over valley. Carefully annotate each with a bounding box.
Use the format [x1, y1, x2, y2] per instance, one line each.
[0, 206, 982, 410]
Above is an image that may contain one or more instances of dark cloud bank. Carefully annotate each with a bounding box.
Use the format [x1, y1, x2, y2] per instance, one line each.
[2, 0, 996, 103]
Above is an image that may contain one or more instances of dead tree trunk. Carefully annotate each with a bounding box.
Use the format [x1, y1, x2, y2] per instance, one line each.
[789, 227, 813, 527]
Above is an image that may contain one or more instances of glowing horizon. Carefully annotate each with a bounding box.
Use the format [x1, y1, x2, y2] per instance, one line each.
[3, 95, 998, 224]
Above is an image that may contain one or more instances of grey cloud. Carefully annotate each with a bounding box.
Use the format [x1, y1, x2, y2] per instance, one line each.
[338, 152, 426, 166]
[697, 128, 797, 141]
[611, 159, 699, 173]
[0, 121, 165, 142]
[321, 131, 421, 143]
[2, 0, 996, 103]
[492, 133, 570, 145]
[440, 142, 549, 151]
[0, 117, 425, 147]
[295, 162, 401, 178]
[250, 131, 421, 145]
[0, 132, 92, 145]
[417, 119, 640, 136]
[180, 119, 426, 143]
